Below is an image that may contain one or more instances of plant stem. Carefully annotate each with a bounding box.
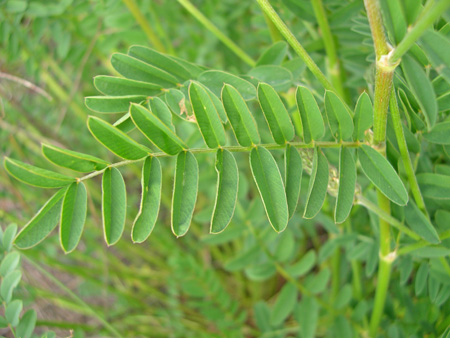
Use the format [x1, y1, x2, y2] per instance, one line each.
[364, 0, 390, 58]
[177, 0, 256, 67]
[256, 0, 334, 92]
[121, 0, 167, 53]
[23, 255, 124, 338]
[389, 90, 427, 215]
[389, 0, 450, 65]
[310, 0, 348, 101]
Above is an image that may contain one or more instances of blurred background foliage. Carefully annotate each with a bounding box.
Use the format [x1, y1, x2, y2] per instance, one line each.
[1, 0, 450, 337]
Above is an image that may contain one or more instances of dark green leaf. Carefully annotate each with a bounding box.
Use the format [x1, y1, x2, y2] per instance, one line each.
[304, 148, 329, 219]
[60, 182, 87, 253]
[211, 149, 238, 234]
[257, 83, 295, 144]
[14, 189, 65, 249]
[172, 151, 198, 237]
[295, 85, 325, 143]
[85, 95, 147, 113]
[285, 144, 302, 219]
[335, 147, 356, 223]
[4, 158, 74, 188]
[102, 168, 126, 246]
[416, 173, 450, 200]
[94, 76, 162, 96]
[132, 156, 161, 243]
[358, 145, 408, 205]
[353, 92, 373, 141]
[250, 146, 289, 232]
[324, 90, 354, 140]
[405, 200, 440, 244]
[420, 30, 450, 85]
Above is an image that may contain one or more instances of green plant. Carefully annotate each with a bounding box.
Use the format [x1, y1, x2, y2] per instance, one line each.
[3, 0, 450, 336]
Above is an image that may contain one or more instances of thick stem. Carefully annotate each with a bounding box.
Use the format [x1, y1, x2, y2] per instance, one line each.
[389, 90, 427, 215]
[311, 0, 348, 101]
[364, 0, 390, 58]
[256, 0, 334, 92]
[177, 0, 256, 67]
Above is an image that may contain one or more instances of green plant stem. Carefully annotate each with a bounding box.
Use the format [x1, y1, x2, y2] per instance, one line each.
[256, 0, 334, 91]
[389, 0, 450, 65]
[22, 255, 124, 338]
[310, 0, 347, 101]
[389, 90, 427, 215]
[121, 0, 167, 53]
[364, 0, 390, 58]
[177, 0, 256, 67]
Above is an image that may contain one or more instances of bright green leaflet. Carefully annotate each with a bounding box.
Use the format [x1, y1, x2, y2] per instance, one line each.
[6, 299, 22, 326]
[249, 146, 289, 232]
[257, 83, 295, 144]
[16, 309, 37, 338]
[358, 145, 408, 205]
[423, 121, 450, 145]
[148, 96, 175, 132]
[172, 151, 199, 237]
[324, 90, 354, 140]
[128, 45, 193, 81]
[198, 70, 257, 100]
[102, 167, 126, 246]
[401, 54, 437, 129]
[221, 84, 260, 146]
[4, 157, 74, 188]
[270, 283, 298, 327]
[94, 76, 163, 96]
[130, 103, 186, 155]
[87, 116, 150, 160]
[60, 182, 87, 253]
[296, 296, 318, 338]
[352, 91, 373, 141]
[14, 188, 66, 249]
[295, 85, 325, 143]
[189, 81, 226, 148]
[416, 173, 450, 200]
[285, 144, 302, 219]
[304, 148, 329, 219]
[132, 156, 162, 243]
[42, 144, 109, 173]
[85, 95, 147, 113]
[404, 201, 440, 244]
[111, 53, 179, 88]
[211, 149, 239, 234]
[196, 81, 228, 123]
[335, 146, 356, 224]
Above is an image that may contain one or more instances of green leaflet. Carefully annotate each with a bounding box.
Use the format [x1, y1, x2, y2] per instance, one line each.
[94, 76, 163, 96]
[423, 121, 450, 145]
[404, 201, 440, 244]
[358, 145, 408, 205]
[250, 146, 289, 232]
[324, 90, 354, 140]
[295, 85, 325, 143]
[14, 189, 65, 249]
[198, 70, 257, 100]
[416, 173, 450, 200]
[296, 296, 319, 338]
[335, 146, 356, 224]
[201, 83, 228, 123]
[352, 92, 373, 141]
[114, 113, 135, 133]
[401, 54, 437, 129]
[256, 41, 288, 66]
[420, 30, 450, 85]
[304, 148, 329, 219]
[221, 84, 260, 146]
[6, 299, 22, 326]
[60, 182, 87, 253]
[270, 283, 298, 327]
[285, 144, 302, 219]
[87, 116, 150, 160]
[164, 89, 195, 122]
[148, 96, 175, 131]
[16, 309, 36, 338]
[85, 95, 147, 113]
[130, 103, 186, 155]
[189, 81, 226, 148]
[102, 167, 126, 246]
[257, 83, 295, 144]
[4, 157, 74, 188]
[42, 144, 109, 173]
[415, 262, 429, 296]
[211, 149, 238, 234]
[132, 156, 162, 243]
[128, 45, 192, 81]
[286, 250, 316, 277]
[172, 151, 199, 237]
[111, 53, 179, 88]
[248, 65, 293, 92]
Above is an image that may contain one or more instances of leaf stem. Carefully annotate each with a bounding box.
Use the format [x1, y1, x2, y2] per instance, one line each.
[255, 0, 334, 91]
[177, 0, 256, 67]
[389, 0, 450, 65]
[310, 0, 348, 101]
[121, 0, 168, 53]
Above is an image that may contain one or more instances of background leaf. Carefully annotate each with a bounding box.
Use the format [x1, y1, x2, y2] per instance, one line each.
[404, 201, 440, 244]
[304, 148, 329, 219]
